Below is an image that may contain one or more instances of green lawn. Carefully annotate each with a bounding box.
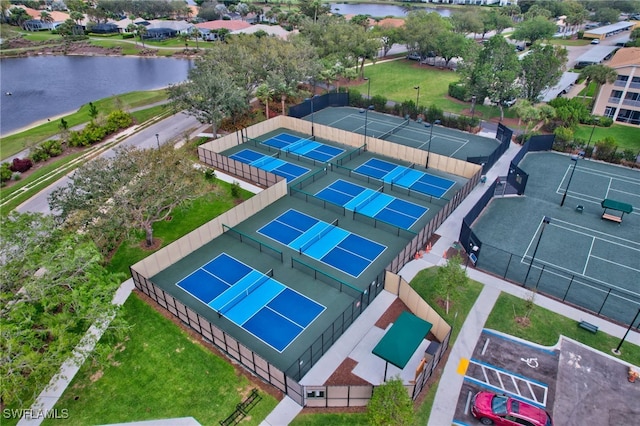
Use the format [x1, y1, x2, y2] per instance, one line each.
[1, 90, 168, 160]
[356, 60, 516, 120]
[42, 294, 278, 426]
[574, 122, 640, 151]
[108, 179, 254, 277]
[485, 293, 640, 366]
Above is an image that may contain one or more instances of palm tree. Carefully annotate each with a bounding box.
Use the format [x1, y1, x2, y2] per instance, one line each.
[580, 64, 618, 105]
[40, 11, 53, 25]
[189, 27, 200, 50]
[255, 83, 274, 119]
[137, 24, 147, 48]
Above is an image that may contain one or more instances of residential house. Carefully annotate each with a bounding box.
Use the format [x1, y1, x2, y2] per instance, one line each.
[593, 47, 640, 126]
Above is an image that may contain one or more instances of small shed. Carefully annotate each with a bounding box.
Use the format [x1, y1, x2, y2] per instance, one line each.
[372, 311, 433, 381]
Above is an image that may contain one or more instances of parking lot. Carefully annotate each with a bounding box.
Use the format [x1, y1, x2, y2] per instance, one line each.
[453, 331, 640, 425]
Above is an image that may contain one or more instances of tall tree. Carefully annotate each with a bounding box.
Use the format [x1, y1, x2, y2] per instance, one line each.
[1, 212, 124, 406]
[298, 0, 331, 22]
[435, 254, 467, 315]
[367, 377, 414, 426]
[520, 43, 567, 102]
[466, 35, 521, 121]
[594, 7, 621, 24]
[255, 82, 275, 118]
[49, 145, 209, 248]
[402, 10, 452, 60]
[136, 24, 147, 48]
[449, 10, 483, 37]
[372, 24, 401, 57]
[435, 31, 475, 68]
[512, 16, 557, 46]
[579, 64, 618, 104]
[168, 55, 248, 139]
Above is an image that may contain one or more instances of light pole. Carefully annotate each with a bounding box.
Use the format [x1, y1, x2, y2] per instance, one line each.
[524, 216, 551, 287]
[364, 77, 371, 145]
[155, 133, 160, 148]
[424, 119, 441, 169]
[414, 86, 420, 117]
[560, 155, 579, 207]
[585, 117, 599, 158]
[471, 95, 477, 120]
[305, 96, 316, 138]
[612, 307, 640, 356]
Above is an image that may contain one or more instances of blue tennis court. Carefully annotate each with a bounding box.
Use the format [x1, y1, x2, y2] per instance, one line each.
[354, 158, 455, 198]
[176, 253, 325, 352]
[230, 149, 309, 182]
[257, 209, 386, 277]
[261, 132, 345, 162]
[314, 179, 428, 230]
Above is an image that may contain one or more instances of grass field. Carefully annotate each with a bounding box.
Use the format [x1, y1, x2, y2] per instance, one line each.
[485, 293, 640, 366]
[575, 122, 640, 151]
[354, 59, 516, 120]
[41, 294, 278, 426]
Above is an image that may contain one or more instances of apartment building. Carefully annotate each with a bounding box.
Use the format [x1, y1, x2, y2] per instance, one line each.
[593, 47, 640, 126]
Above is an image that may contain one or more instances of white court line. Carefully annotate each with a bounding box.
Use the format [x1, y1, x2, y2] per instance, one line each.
[605, 177, 612, 198]
[574, 166, 640, 184]
[584, 237, 595, 275]
[544, 217, 640, 248]
[590, 255, 640, 272]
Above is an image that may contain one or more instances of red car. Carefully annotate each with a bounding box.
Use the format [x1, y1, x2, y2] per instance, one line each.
[471, 391, 553, 426]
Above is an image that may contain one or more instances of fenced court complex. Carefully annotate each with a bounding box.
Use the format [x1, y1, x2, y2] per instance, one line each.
[310, 106, 501, 161]
[463, 147, 640, 325]
[131, 112, 481, 406]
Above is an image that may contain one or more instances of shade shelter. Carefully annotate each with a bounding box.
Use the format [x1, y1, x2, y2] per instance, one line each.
[372, 311, 433, 380]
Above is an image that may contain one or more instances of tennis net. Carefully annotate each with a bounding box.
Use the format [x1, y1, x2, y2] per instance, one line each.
[390, 164, 415, 184]
[252, 152, 280, 168]
[285, 136, 315, 153]
[379, 119, 410, 140]
[299, 218, 339, 255]
[218, 271, 272, 316]
[354, 185, 384, 213]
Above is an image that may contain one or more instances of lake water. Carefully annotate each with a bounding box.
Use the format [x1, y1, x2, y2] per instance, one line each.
[0, 56, 192, 135]
[330, 3, 452, 18]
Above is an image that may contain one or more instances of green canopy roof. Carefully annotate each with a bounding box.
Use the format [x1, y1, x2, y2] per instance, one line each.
[372, 311, 432, 369]
[601, 198, 633, 214]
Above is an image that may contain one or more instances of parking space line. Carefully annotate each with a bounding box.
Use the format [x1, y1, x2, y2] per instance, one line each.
[457, 358, 470, 375]
[467, 359, 549, 407]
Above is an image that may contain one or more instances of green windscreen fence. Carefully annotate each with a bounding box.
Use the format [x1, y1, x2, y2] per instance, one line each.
[372, 311, 432, 369]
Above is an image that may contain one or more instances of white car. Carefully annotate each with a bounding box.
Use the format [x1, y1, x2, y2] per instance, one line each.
[590, 39, 600, 44]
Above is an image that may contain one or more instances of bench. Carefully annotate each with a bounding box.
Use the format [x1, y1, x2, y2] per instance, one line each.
[220, 388, 262, 426]
[601, 213, 622, 223]
[578, 320, 598, 334]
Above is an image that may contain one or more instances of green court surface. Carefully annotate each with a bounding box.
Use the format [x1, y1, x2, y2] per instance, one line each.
[152, 127, 469, 372]
[309, 106, 500, 160]
[471, 152, 640, 323]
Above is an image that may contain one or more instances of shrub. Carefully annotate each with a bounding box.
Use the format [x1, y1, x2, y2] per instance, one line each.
[425, 104, 444, 124]
[349, 89, 364, 108]
[598, 116, 613, 127]
[10, 158, 33, 173]
[0, 162, 12, 183]
[594, 137, 617, 161]
[105, 110, 133, 133]
[448, 82, 469, 101]
[230, 181, 241, 198]
[623, 149, 637, 162]
[30, 146, 51, 163]
[553, 126, 574, 143]
[370, 94, 388, 113]
[32, 139, 64, 162]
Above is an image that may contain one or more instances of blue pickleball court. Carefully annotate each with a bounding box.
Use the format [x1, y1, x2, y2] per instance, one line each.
[176, 253, 325, 352]
[354, 158, 455, 198]
[262, 132, 345, 163]
[314, 179, 428, 230]
[257, 209, 386, 277]
[230, 149, 309, 182]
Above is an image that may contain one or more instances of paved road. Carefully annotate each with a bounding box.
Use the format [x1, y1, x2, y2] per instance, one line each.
[16, 112, 201, 215]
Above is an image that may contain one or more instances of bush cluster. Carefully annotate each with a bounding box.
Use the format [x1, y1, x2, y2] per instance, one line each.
[68, 110, 133, 147]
